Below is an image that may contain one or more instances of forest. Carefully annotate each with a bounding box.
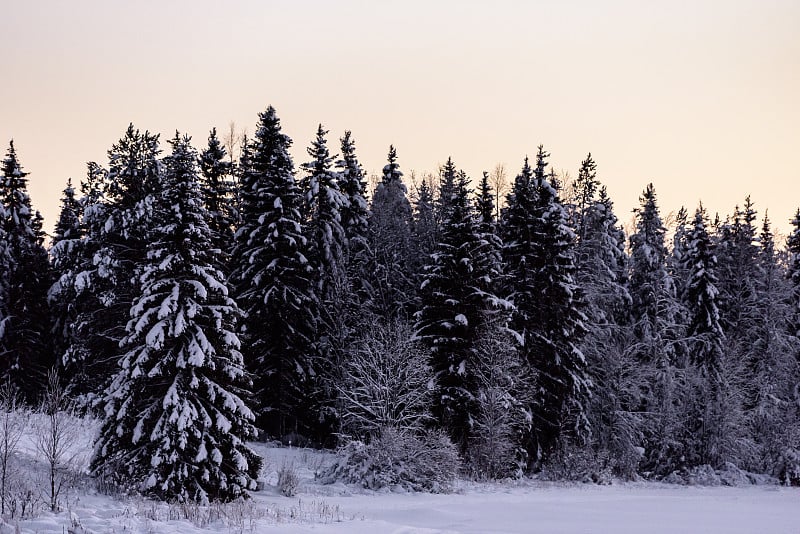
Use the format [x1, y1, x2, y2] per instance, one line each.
[1, 105, 799, 504]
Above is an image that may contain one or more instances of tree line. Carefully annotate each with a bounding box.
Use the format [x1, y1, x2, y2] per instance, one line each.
[0, 105, 799, 502]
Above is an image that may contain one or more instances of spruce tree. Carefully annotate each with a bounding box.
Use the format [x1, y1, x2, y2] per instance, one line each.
[198, 127, 236, 254]
[300, 125, 348, 300]
[788, 209, 800, 338]
[91, 133, 260, 503]
[526, 146, 591, 463]
[335, 131, 369, 252]
[230, 106, 320, 440]
[49, 179, 85, 375]
[363, 146, 415, 318]
[0, 141, 53, 400]
[628, 183, 685, 474]
[64, 125, 163, 405]
[683, 204, 724, 375]
[416, 165, 510, 451]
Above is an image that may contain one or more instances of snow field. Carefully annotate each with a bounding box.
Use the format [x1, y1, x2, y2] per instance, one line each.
[4, 415, 799, 533]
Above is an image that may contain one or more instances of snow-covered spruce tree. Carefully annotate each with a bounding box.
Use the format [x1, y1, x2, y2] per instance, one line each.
[415, 165, 510, 451]
[300, 124, 348, 301]
[198, 127, 236, 256]
[230, 106, 320, 441]
[66, 126, 163, 405]
[91, 133, 261, 503]
[335, 131, 369, 250]
[627, 183, 684, 475]
[48, 179, 85, 375]
[681, 204, 737, 468]
[0, 141, 53, 401]
[683, 204, 724, 374]
[524, 146, 591, 466]
[788, 209, 800, 339]
[48, 163, 107, 400]
[411, 175, 438, 266]
[573, 180, 640, 478]
[362, 146, 415, 318]
[746, 213, 800, 477]
[299, 125, 350, 440]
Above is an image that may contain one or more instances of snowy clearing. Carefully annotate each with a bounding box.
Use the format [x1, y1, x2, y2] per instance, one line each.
[6, 422, 799, 534]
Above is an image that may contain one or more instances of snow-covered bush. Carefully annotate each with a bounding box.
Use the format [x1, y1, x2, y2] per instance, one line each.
[776, 447, 800, 486]
[321, 428, 460, 493]
[466, 326, 530, 481]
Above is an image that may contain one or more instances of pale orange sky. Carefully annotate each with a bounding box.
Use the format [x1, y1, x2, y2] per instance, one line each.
[1, 0, 798, 236]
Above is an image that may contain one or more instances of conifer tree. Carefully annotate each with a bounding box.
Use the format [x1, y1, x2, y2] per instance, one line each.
[416, 165, 510, 450]
[570, 153, 599, 242]
[230, 106, 320, 440]
[300, 125, 348, 300]
[199, 127, 236, 254]
[525, 146, 591, 463]
[627, 183, 684, 474]
[49, 179, 85, 373]
[91, 133, 260, 503]
[412, 177, 438, 262]
[335, 131, 369, 252]
[683, 204, 724, 374]
[363, 146, 414, 318]
[0, 141, 53, 400]
[68, 126, 163, 405]
[788, 209, 800, 338]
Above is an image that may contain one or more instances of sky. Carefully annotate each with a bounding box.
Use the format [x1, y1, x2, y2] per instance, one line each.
[1, 0, 798, 237]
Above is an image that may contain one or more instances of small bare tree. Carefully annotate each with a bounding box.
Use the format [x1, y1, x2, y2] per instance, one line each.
[0, 381, 25, 515]
[222, 120, 247, 165]
[36, 370, 79, 512]
[489, 163, 509, 220]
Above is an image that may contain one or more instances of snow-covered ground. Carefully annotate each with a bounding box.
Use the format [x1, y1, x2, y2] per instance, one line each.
[6, 415, 800, 533]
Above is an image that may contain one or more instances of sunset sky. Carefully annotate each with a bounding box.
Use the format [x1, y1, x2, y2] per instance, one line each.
[2, 0, 798, 235]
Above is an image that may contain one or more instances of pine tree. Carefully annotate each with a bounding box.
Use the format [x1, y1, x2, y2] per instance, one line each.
[363, 145, 415, 318]
[415, 165, 510, 450]
[91, 133, 260, 503]
[198, 128, 236, 254]
[230, 106, 320, 440]
[0, 141, 53, 400]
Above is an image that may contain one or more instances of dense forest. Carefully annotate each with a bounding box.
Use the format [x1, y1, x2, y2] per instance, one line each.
[1, 105, 799, 503]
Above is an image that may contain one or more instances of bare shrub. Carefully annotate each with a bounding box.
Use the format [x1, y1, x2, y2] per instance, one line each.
[0, 381, 25, 515]
[36, 369, 81, 512]
[277, 462, 300, 497]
